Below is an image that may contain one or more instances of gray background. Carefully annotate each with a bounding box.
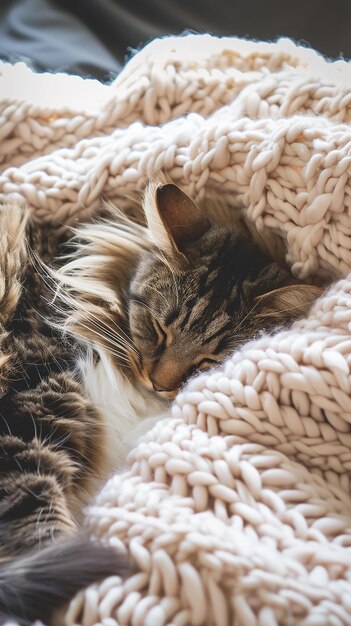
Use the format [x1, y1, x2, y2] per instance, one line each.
[1, 0, 350, 80]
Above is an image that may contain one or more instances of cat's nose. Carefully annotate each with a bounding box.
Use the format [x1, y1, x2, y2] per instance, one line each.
[150, 378, 176, 393]
[150, 360, 188, 393]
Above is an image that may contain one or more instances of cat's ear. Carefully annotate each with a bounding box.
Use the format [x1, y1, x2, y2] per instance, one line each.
[255, 284, 323, 322]
[143, 183, 210, 264]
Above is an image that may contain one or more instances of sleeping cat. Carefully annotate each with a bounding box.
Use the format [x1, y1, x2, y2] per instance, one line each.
[0, 183, 322, 624]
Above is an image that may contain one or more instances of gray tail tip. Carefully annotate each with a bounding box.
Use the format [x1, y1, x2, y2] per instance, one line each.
[0, 534, 131, 625]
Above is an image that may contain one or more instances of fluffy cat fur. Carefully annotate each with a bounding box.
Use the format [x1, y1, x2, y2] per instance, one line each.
[0, 183, 323, 624]
[0, 206, 130, 625]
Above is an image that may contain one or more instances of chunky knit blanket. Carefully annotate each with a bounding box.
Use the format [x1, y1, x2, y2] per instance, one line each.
[2, 34, 351, 626]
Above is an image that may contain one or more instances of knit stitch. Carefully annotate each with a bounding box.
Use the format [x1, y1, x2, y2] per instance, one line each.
[2, 34, 351, 625]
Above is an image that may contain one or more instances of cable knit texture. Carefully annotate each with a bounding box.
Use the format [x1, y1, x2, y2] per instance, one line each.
[2, 35, 351, 625]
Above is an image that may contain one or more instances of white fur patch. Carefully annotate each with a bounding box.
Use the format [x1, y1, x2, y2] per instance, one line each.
[78, 350, 166, 477]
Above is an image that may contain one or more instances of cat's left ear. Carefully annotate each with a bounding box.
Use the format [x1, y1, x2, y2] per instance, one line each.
[143, 183, 210, 265]
[255, 284, 323, 322]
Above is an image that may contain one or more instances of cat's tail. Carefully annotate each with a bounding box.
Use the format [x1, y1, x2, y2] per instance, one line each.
[0, 534, 128, 626]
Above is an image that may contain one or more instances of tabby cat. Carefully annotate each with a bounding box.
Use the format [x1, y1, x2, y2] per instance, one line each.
[0, 183, 322, 624]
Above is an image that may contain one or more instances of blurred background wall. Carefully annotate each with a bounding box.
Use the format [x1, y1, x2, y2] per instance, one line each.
[0, 0, 350, 80]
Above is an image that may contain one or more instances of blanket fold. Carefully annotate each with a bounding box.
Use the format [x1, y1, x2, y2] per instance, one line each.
[2, 34, 351, 626]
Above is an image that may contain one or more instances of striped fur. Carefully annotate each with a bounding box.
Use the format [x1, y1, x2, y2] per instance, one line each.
[0, 205, 126, 624]
[0, 184, 322, 622]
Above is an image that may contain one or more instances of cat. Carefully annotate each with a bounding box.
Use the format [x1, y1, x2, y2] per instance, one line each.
[0, 182, 322, 624]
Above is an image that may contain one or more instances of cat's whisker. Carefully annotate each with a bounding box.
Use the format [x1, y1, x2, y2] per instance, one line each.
[47, 267, 141, 358]
[48, 287, 139, 359]
[75, 322, 129, 363]
[35, 506, 45, 550]
[1, 415, 12, 437]
[230, 299, 261, 336]
[29, 411, 38, 442]
[170, 268, 180, 310]
[71, 307, 126, 344]
[91, 317, 138, 353]
[55, 314, 131, 363]
[79, 309, 139, 358]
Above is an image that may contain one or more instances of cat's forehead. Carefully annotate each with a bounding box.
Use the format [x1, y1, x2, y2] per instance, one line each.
[134, 225, 233, 281]
[131, 232, 250, 324]
[131, 258, 196, 311]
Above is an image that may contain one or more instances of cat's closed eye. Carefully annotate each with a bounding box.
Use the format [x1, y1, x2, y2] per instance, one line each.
[197, 357, 219, 369]
[152, 318, 168, 346]
[185, 357, 219, 380]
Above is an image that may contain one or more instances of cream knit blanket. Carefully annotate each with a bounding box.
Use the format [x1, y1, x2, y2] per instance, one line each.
[2, 35, 351, 626]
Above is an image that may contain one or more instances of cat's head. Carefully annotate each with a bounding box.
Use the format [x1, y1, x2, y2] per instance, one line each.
[128, 183, 321, 398]
[54, 183, 321, 399]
